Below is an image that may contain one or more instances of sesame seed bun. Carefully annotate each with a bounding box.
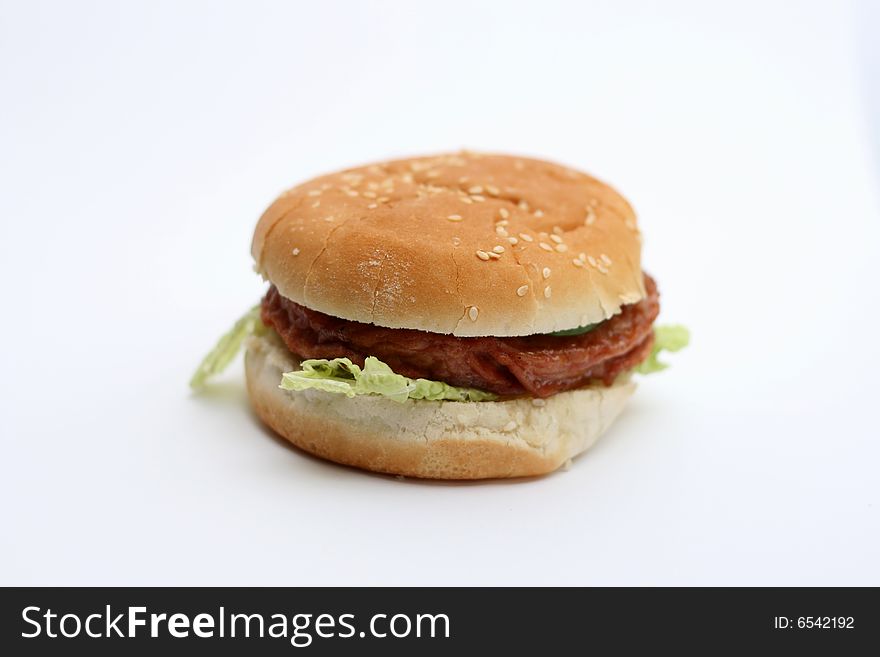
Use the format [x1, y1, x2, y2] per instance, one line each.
[245, 331, 636, 479]
[252, 152, 645, 337]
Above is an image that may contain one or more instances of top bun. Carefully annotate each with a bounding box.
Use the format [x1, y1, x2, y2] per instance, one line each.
[252, 152, 645, 337]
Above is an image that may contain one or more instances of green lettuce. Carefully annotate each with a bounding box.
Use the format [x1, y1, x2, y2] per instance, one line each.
[280, 356, 497, 403]
[189, 305, 265, 389]
[635, 324, 690, 375]
[190, 303, 686, 398]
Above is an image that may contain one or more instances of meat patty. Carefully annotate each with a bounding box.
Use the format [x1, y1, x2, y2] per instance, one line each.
[261, 275, 659, 398]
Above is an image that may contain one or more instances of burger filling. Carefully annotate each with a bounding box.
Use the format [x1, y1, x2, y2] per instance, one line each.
[260, 275, 660, 399]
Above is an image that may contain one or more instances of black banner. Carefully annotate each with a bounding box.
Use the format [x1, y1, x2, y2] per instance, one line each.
[1, 587, 876, 654]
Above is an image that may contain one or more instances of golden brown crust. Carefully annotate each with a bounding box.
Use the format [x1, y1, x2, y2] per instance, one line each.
[244, 331, 636, 479]
[252, 152, 645, 337]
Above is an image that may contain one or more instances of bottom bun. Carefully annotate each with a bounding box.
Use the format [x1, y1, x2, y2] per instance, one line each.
[245, 331, 636, 479]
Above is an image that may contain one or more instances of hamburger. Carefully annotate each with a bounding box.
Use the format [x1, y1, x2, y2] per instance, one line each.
[191, 152, 688, 479]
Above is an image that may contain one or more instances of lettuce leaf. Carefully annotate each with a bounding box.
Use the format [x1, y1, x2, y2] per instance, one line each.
[280, 356, 498, 403]
[191, 304, 686, 399]
[189, 305, 265, 390]
[635, 324, 690, 375]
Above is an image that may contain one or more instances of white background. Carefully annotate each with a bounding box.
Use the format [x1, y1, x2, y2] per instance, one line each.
[2, 0, 878, 585]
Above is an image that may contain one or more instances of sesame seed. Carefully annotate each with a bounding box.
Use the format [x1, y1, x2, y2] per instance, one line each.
[451, 236, 461, 246]
[362, 191, 377, 199]
[507, 236, 518, 245]
[597, 264, 609, 275]
[447, 214, 463, 221]
[533, 209, 544, 218]
[532, 398, 546, 407]
[544, 286, 552, 298]
[377, 196, 389, 203]
[552, 226, 564, 235]
[519, 233, 534, 242]
[471, 194, 486, 202]
[291, 247, 300, 256]
[344, 189, 359, 197]
[585, 209, 596, 225]
[488, 251, 501, 260]
[307, 190, 321, 197]
[476, 250, 490, 261]
[461, 197, 473, 204]
[468, 306, 479, 321]
[493, 245, 505, 254]
[600, 253, 612, 266]
[496, 228, 508, 238]
[503, 420, 517, 431]
[486, 185, 500, 196]
[311, 201, 321, 208]
[539, 232, 549, 239]
[518, 200, 529, 211]
[555, 243, 569, 253]
[368, 203, 378, 209]
[550, 234, 563, 244]
[468, 185, 483, 194]
[498, 208, 510, 219]
[587, 255, 598, 267]
[572, 258, 584, 267]
[516, 284, 529, 297]
[496, 219, 509, 227]
[542, 267, 551, 279]
[539, 242, 554, 252]
[579, 252, 587, 261]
